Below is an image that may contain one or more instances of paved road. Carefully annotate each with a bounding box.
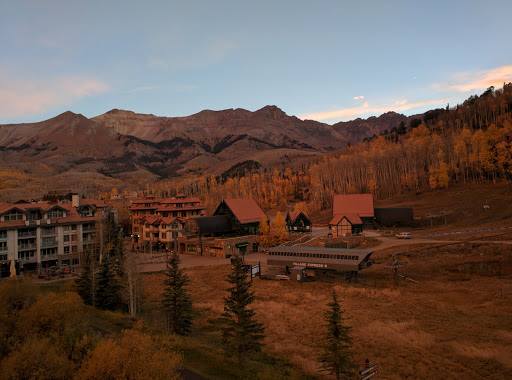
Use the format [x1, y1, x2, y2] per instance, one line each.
[136, 233, 512, 273]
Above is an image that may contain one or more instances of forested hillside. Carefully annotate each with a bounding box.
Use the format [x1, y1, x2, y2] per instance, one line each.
[145, 84, 512, 213]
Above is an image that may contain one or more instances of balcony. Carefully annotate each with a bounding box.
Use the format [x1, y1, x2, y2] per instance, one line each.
[18, 243, 36, 251]
[41, 240, 58, 248]
[40, 254, 58, 260]
[18, 231, 36, 238]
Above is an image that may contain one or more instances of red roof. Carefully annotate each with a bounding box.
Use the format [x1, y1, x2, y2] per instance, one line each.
[287, 210, 310, 223]
[82, 198, 108, 208]
[333, 194, 374, 217]
[140, 216, 185, 226]
[329, 214, 363, 226]
[221, 198, 267, 224]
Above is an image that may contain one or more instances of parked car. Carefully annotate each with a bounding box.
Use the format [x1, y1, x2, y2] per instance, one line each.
[396, 232, 412, 239]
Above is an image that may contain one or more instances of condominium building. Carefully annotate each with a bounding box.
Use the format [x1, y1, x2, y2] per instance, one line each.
[129, 193, 205, 250]
[0, 194, 108, 275]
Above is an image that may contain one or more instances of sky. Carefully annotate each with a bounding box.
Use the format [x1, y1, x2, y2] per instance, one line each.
[1, 0, 512, 125]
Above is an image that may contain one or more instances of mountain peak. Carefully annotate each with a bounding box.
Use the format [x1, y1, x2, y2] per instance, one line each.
[256, 105, 287, 119]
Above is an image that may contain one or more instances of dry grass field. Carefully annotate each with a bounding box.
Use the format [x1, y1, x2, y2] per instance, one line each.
[141, 240, 512, 379]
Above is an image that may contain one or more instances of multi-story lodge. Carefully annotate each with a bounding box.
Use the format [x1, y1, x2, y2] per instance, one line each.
[0, 194, 108, 275]
[129, 193, 205, 250]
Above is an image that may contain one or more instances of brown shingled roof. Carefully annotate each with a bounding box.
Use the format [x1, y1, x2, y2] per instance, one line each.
[221, 198, 267, 224]
[287, 210, 310, 223]
[333, 194, 374, 217]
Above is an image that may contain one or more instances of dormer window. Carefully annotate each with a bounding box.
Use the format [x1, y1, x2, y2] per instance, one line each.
[176, 203, 182, 208]
[46, 209, 64, 219]
[3, 210, 23, 221]
[27, 211, 42, 221]
[144, 203, 151, 207]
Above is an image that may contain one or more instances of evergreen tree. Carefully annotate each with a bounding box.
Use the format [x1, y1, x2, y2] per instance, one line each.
[318, 290, 356, 380]
[75, 249, 97, 306]
[95, 258, 122, 311]
[160, 253, 193, 335]
[220, 256, 265, 362]
[102, 210, 122, 259]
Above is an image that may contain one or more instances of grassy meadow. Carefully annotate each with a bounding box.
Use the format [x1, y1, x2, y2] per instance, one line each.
[142, 241, 512, 379]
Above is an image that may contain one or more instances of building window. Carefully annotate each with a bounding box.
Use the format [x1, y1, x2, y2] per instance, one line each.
[172, 212, 177, 217]
[64, 235, 70, 242]
[71, 224, 77, 231]
[145, 224, 150, 228]
[0, 241, 7, 252]
[161, 233, 167, 239]
[176, 203, 182, 208]
[27, 212, 42, 221]
[71, 246, 78, 253]
[18, 229, 36, 238]
[41, 227, 56, 235]
[71, 234, 77, 242]
[0, 231, 6, 239]
[46, 209, 64, 218]
[63, 225, 70, 231]
[64, 246, 70, 254]
[72, 259, 79, 265]
[161, 224, 166, 229]
[3, 210, 23, 221]
[146, 232, 150, 238]
[18, 251, 35, 260]
[181, 212, 186, 217]
[134, 227, 139, 232]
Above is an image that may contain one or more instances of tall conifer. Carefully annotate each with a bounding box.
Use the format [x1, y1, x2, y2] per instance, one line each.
[160, 253, 193, 335]
[318, 290, 356, 379]
[221, 256, 265, 362]
[95, 257, 122, 310]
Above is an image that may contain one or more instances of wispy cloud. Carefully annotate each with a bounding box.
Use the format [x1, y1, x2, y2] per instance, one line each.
[353, 95, 365, 100]
[123, 86, 158, 94]
[434, 64, 512, 92]
[0, 75, 108, 120]
[300, 98, 445, 122]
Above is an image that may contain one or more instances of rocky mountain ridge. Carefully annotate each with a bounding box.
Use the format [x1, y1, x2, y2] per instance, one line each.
[0, 106, 419, 178]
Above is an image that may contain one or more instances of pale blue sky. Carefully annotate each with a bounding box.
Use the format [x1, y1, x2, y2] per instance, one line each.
[1, 0, 511, 124]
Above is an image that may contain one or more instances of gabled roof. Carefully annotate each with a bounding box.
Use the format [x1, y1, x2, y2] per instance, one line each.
[286, 210, 310, 224]
[140, 216, 185, 226]
[217, 198, 267, 224]
[329, 214, 362, 226]
[333, 194, 374, 217]
[82, 198, 108, 208]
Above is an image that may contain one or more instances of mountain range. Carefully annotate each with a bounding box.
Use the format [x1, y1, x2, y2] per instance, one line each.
[0, 106, 418, 179]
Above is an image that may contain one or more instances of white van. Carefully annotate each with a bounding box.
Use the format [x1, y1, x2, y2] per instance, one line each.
[396, 232, 412, 239]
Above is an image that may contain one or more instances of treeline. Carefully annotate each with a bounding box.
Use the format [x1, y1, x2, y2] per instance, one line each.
[137, 84, 512, 212]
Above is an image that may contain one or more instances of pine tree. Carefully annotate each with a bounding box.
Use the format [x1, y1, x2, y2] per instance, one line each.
[160, 253, 193, 335]
[95, 258, 122, 311]
[318, 290, 356, 380]
[221, 256, 265, 362]
[75, 249, 97, 307]
[103, 210, 122, 259]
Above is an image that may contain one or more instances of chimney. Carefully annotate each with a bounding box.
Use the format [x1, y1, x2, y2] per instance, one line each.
[72, 193, 79, 208]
